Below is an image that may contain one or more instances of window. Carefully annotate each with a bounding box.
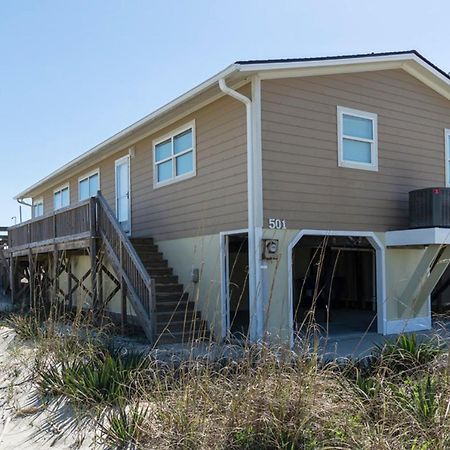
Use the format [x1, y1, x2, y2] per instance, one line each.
[337, 106, 378, 171]
[79, 170, 100, 200]
[153, 122, 196, 187]
[54, 185, 70, 210]
[33, 198, 44, 218]
[445, 129, 450, 187]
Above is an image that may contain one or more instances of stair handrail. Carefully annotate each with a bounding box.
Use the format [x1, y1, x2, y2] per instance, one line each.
[95, 192, 156, 343]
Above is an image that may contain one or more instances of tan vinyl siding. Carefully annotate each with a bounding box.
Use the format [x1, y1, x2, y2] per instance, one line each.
[262, 69, 450, 231]
[33, 88, 248, 240]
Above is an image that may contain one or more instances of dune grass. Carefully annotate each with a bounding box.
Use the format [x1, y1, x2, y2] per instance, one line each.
[16, 327, 445, 450]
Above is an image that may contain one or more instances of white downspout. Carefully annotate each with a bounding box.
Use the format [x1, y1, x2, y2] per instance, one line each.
[219, 78, 260, 342]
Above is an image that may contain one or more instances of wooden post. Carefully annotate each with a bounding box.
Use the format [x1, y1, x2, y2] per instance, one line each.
[67, 258, 73, 310]
[90, 198, 98, 312]
[98, 259, 103, 309]
[52, 248, 58, 304]
[121, 278, 127, 333]
[28, 250, 35, 310]
[9, 256, 15, 304]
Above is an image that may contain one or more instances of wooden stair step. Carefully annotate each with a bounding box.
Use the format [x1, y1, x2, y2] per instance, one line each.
[152, 274, 178, 284]
[156, 327, 211, 345]
[155, 284, 184, 293]
[156, 309, 198, 321]
[156, 318, 204, 333]
[155, 300, 195, 312]
[129, 237, 154, 245]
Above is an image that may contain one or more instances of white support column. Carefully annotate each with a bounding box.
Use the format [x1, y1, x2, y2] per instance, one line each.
[398, 245, 441, 309]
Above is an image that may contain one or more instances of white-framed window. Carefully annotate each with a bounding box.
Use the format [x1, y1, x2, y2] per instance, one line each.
[337, 106, 378, 171]
[53, 184, 70, 210]
[79, 170, 100, 201]
[32, 198, 44, 218]
[153, 121, 196, 188]
[445, 129, 450, 187]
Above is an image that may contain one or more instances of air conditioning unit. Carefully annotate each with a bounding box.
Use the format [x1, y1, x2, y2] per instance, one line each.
[409, 187, 450, 228]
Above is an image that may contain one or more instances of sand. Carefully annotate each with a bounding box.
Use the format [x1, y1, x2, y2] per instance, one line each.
[0, 327, 96, 449]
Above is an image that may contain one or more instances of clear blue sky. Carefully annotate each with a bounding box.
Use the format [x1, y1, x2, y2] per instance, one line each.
[1, 0, 449, 225]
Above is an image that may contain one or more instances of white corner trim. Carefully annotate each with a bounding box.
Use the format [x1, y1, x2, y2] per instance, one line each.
[337, 106, 378, 172]
[287, 229, 387, 347]
[445, 129, 450, 188]
[385, 316, 432, 335]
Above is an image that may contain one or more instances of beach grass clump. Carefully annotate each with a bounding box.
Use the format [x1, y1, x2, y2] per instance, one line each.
[37, 347, 149, 407]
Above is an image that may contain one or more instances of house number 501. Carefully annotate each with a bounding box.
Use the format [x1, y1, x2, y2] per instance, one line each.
[268, 218, 287, 230]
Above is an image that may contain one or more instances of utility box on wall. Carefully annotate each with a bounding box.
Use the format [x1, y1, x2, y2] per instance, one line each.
[409, 187, 450, 228]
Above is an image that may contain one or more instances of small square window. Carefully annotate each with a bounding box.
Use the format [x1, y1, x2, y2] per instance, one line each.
[337, 106, 378, 171]
[153, 122, 196, 187]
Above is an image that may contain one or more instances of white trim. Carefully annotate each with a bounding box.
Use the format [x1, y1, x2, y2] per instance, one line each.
[240, 54, 450, 100]
[32, 197, 44, 218]
[53, 183, 70, 210]
[337, 106, 378, 171]
[152, 120, 196, 189]
[219, 79, 260, 342]
[287, 229, 387, 347]
[114, 155, 131, 235]
[219, 228, 249, 340]
[386, 227, 450, 247]
[239, 53, 419, 73]
[385, 316, 432, 335]
[445, 129, 450, 187]
[78, 168, 100, 201]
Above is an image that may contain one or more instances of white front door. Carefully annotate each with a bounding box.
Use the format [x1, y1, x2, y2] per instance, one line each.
[115, 156, 131, 234]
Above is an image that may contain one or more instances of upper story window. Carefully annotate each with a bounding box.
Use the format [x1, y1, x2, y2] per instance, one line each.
[79, 170, 100, 201]
[445, 129, 450, 187]
[337, 106, 378, 171]
[33, 198, 44, 218]
[54, 184, 70, 210]
[153, 121, 196, 188]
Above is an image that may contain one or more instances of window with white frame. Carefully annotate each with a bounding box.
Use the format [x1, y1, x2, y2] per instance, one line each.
[53, 185, 70, 210]
[33, 198, 44, 218]
[445, 129, 450, 187]
[153, 123, 195, 187]
[337, 106, 378, 171]
[79, 171, 100, 201]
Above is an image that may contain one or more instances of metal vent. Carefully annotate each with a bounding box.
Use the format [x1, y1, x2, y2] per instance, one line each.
[409, 188, 450, 228]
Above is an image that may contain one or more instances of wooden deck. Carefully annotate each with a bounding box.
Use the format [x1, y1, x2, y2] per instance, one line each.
[8, 199, 93, 256]
[6, 195, 156, 343]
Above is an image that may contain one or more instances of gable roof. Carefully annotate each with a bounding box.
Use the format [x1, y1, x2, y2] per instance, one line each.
[16, 50, 450, 200]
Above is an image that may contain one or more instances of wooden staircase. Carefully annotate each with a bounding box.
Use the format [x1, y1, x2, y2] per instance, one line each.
[129, 238, 209, 344]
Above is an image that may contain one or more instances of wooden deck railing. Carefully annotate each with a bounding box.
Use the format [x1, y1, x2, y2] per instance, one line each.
[7, 195, 155, 342]
[8, 199, 92, 250]
[96, 193, 155, 342]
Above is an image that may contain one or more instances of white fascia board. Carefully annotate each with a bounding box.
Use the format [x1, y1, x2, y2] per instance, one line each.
[385, 227, 450, 247]
[240, 53, 450, 100]
[238, 52, 415, 72]
[15, 63, 240, 200]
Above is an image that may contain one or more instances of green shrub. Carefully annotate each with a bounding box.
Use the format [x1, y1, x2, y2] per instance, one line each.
[374, 334, 443, 374]
[38, 348, 149, 406]
[98, 403, 148, 449]
[397, 376, 440, 424]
